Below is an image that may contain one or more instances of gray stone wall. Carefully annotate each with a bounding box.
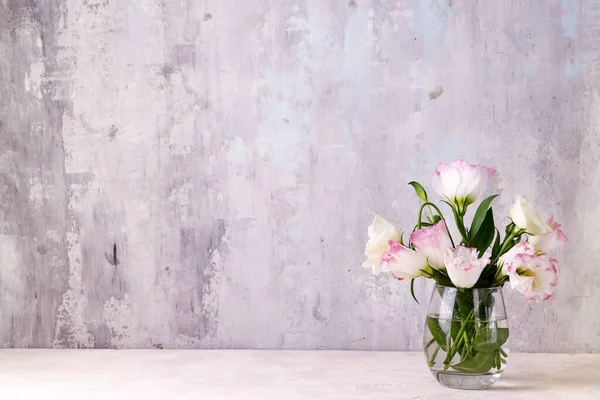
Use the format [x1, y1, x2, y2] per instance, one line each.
[0, 0, 597, 351]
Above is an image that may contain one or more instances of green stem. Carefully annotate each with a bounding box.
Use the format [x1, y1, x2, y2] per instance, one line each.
[455, 212, 469, 244]
[428, 344, 441, 367]
[460, 343, 468, 360]
[417, 202, 456, 247]
[491, 268, 510, 286]
[444, 333, 465, 369]
[496, 234, 516, 259]
[417, 203, 426, 230]
[442, 221, 456, 248]
[443, 309, 475, 369]
[491, 225, 525, 266]
[427, 204, 435, 222]
[457, 214, 468, 244]
[424, 337, 436, 352]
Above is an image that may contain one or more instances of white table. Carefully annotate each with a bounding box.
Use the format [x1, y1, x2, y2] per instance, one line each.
[0, 350, 597, 399]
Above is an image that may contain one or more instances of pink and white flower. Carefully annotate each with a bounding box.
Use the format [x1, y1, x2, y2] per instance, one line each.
[410, 221, 453, 270]
[509, 196, 552, 235]
[529, 217, 568, 253]
[505, 253, 559, 303]
[432, 160, 496, 213]
[380, 241, 430, 281]
[444, 246, 490, 288]
[499, 241, 536, 275]
[361, 216, 402, 275]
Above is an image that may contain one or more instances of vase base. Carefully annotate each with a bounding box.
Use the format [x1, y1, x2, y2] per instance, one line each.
[431, 370, 501, 390]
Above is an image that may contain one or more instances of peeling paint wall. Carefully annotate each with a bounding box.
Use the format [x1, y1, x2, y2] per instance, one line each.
[1, 0, 599, 351]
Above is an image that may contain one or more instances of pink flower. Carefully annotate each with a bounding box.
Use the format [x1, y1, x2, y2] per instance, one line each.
[432, 160, 496, 213]
[506, 253, 559, 303]
[529, 217, 568, 253]
[444, 246, 490, 288]
[380, 241, 430, 281]
[409, 221, 453, 270]
[499, 242, 536, 275]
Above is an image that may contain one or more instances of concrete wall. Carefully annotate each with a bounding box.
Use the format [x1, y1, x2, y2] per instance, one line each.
[0, 0, 598, 351]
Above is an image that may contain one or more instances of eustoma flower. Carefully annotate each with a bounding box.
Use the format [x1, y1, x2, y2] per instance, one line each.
[361, 216, 402, 274]
[432, 160, 496, 214]
[504, 252, 559, 303]
[499, 242, 535, 275]
[380, 241, 430, 281]
[509, 196, 552, 235]
[410, 221, 453, 270]
[444, 246, 490, 288]
[529, 217, 568, 253]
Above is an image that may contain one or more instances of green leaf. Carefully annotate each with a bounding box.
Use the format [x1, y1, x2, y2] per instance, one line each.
[470, 195, 498, 238]
[426, 316, 448, 351]
[432, 215, 442, 224]
[477, 230, 501, 287]
[470, 208, 495, 256]
[491, 228, 502, 259]
[410, 279, 419, 305]
[441, 200, 455, 212]
[473, 327, 509, 353]
[408, 181, 428, 202]
[451, 351, 497, 373]
[430, 268, 453, 287]
[477, 262, 498, 288]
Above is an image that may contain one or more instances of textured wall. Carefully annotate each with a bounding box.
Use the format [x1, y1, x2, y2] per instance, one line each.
[0, 0, 598, 351]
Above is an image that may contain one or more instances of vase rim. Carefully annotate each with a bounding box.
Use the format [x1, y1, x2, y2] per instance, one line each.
[434, 284, 503, 291]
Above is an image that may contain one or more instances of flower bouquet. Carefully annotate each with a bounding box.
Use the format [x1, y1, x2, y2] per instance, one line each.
[361, 160, 567, 389]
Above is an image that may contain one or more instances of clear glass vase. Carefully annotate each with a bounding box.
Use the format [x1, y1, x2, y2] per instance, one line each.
[424, 285, 509, 390]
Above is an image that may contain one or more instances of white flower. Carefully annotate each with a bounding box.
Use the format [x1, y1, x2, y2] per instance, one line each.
[361, 216, 402, 274]
[409, 221, 453, 270]
[444, 246, 490, 288]
[529, 217, 568, 253]
[509, 196, 552, 235]
[505, 253, 559, 303]
[432, 160, 496, 213]
[380, 241, 430, 281]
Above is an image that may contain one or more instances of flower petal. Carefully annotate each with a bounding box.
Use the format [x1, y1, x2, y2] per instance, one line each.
[432, 160, 496, 210]
[362, 216, 402, 275]
[409, 221, 453, 270]
[444, 246, 490, 288]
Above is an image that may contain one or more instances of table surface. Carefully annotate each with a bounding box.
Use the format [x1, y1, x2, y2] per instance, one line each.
[0, 350, 598, 399]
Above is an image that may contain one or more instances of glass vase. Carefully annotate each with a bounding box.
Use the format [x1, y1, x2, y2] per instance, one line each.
[423, 285, 509, 390]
